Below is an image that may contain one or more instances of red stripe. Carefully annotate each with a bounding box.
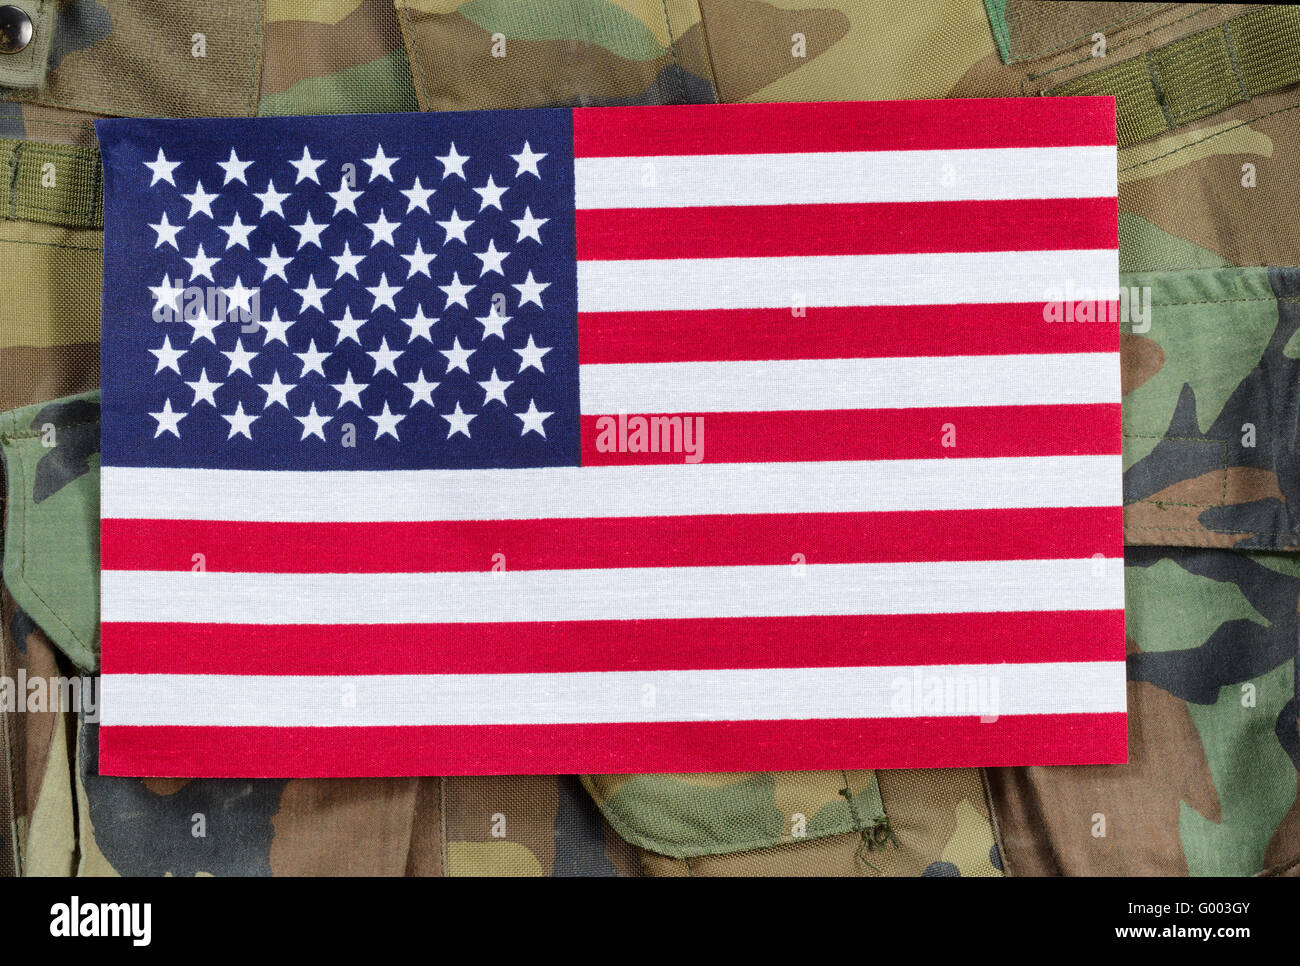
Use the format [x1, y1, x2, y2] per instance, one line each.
[575, 198, 1118, 260]
[101, 506, 1120, 574]
[98, 713, 1129, 776]
[578, 302, 1121, 363]
[100, 610, 1125, 675]
[579, 405, 1121, 464]
[571, 98, 1117, 157]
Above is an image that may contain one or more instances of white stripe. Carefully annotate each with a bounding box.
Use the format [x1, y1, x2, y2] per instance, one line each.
[100, 558, 1124, 623]
[98, 661, 1126, 727]
[576, 250, 1119, 312]
[580, 353, 1118, 413]
[101, 455, 1122, 521]
[573, 147, 1118, 208]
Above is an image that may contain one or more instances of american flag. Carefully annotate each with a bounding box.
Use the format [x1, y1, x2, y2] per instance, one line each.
[95, 100, 1125, 777]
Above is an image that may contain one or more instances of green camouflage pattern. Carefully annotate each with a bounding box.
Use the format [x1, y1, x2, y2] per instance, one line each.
[2, 0, 1300, 876]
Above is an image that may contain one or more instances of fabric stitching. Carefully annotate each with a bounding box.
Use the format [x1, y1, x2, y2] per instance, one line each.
[1006, 1, 1172, 64]
[397, 3, 432, 112]
[686, 0, 721, 103]
[1119, 100, 1300, 173]
[659, 0, 686, 103]
[1028, 3, 1226, 82]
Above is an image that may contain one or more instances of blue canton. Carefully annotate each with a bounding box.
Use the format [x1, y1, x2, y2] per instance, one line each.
[96, 110, 579, 470]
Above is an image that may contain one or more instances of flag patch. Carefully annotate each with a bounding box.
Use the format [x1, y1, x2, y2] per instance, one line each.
[94, 99, 1125, 777]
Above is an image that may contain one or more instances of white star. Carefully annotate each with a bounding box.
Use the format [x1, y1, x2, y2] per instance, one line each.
[149, 211, 182, 249]
[222, 276, 257, 316]
[514, 334, 551, 372]
[296, 339, 330, 376]
[473, 174, 507, 211]
[291, 211, 327, 249]
[371, 401, 405, 440]
[400, 239, 436, 278]
[400, 176, 435, 214]
[329, 306, 365, 344]
[184, 243, 219, 281]
[331, 242, 365, 279]
[511, 141, 547, 178]
[367, 273, 400, 312]
[219, 212, 255, 249]
[473, 238, 509, 276]
[221, 401, 259, 440]
[258, 244, 292, 282]
[366, 210, 400, 247]
[436, 209, 473, 245]
[437, 143, 469, 179]
[441, 401, 475, 438]
[328, 177, 363, 215]
[290, 145, 325, 183]
[218, 148, 253, 185]
[440, 336, 474, 373]
[149, 275, 185, 316]
[513, 270, 549, 308]
[478, 368, 513, 405]
[405, 370, 439, 407]
[512, 207, 548, 243]
[439, 272, 474, 309]
[186, 308, 221, 344]
[332, 370, 366, 408]
[185, 369, 221, 406]
[182, 181, 217, 219]
[516, 398, 552, 437]
[222, 339, 257, 377]
[402, 305, 437, 342]
[150, 335, 185, 374]
[144, 148, 180, 187]
[476, 308, 509, 340]
[259, 307, 292, 345]
[297, 401, 332, 441]
[295, 275, 329, 313]
[258, 371, 295, 409]
[368, 337, 402, 375]
[254, 180, 291, 218]
[149, 398, 186, 438]
[364, 144, 399, 181]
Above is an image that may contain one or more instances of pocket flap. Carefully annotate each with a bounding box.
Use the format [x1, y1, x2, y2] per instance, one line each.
[582, 769, 885, 859]
[1, 391, 100, 671]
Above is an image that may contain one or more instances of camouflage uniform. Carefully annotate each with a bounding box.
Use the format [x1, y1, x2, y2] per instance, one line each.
[1, 0, 1297, 877]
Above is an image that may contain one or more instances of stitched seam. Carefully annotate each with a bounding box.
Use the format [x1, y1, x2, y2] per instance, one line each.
[6, 142, 19, 221]
[247, 0, 267, 114]
[0, 238, 103, 252]
[0, 589, 21, 876]
[398, 3, 432, 111]
[686, 0, 721, 103]
[660, 0, 686, 103]
[1028, 3, 1226, 82]
[1119, 100, 1300, 172]
[1145, 49, 1177, 130]
[1007, 2, 1172, 64]
[1221, 21, 1249, 100]
[437, 775, 447, 877]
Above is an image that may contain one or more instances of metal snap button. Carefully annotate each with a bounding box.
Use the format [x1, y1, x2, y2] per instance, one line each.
[0, 5, 33, 55]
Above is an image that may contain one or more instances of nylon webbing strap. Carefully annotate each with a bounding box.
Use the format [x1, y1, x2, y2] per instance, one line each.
[1, 139, 102, 229]
[1050, 4, 1300, 147]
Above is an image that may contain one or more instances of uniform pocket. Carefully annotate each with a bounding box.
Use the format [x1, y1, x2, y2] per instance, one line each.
[0, 390, 100, 671]
[1121, 267, 1300, 550]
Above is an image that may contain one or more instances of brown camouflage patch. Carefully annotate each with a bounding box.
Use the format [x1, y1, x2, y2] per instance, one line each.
[261, 0, 406, 98]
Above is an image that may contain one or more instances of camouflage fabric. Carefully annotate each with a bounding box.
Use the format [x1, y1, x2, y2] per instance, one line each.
[2, 0, 1299, 877]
